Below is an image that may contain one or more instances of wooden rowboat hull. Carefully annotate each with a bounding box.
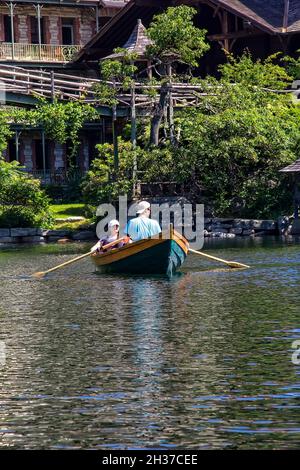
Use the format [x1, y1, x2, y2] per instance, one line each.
[91, 230, 189, 276]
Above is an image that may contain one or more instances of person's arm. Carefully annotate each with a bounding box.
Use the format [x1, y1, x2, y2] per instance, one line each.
[90, 240, 102, 252]
[154, 220, 162, 233]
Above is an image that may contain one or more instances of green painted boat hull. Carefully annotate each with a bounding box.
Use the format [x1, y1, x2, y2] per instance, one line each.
[95, 239, 186, 276]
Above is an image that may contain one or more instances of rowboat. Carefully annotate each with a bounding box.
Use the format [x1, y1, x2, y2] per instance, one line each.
[91, 228, 189, 276]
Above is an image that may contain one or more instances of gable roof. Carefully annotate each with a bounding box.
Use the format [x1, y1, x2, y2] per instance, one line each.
[73, 0, 300, 63]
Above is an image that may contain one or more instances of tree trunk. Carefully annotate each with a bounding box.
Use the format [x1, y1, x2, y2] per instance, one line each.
[150, 82, 169, 146]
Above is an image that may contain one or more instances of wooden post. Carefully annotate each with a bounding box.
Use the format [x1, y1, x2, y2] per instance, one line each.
[147, 60, 152, 80]
[42, 129, 46, 178]
[50, 70, 55, 102]
[95, 5, 99, 33]
[112, 104, 118, 179]
[7, 2, 16, 61]
[34, 4, 43, 62]
[222, 11, 229, 52]
[167, 62, 175, 145]
[15, 130, 20, 162]
[131, 83, 137, 149]
[131, 82, 139, 197]
[294, 174, 300, 219]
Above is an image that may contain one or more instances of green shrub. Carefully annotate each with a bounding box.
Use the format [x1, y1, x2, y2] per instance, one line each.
[81, 138, 142, 204]
[0, 160, 53, 228]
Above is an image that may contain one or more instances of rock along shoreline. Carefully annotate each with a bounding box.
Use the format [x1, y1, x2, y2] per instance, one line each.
[0, 216, 297, 244]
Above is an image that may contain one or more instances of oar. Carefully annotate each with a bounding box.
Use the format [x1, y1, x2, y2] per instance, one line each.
[33, 237, 126, 278]
[188, 248, 250, 269]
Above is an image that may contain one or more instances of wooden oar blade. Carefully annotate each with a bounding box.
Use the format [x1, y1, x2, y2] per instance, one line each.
[227, 261, 250, 269]
[32, 271, 46, 278]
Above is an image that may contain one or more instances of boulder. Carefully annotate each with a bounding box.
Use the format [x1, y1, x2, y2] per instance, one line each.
[22, 236, 45, 243]
[0, 236, 20, 243]
[212, 224, 230, 231]
[57, 238, 72, 244]
[230, 227, 243, 235]
[212, 218, 234, 224]
[0, 229, 10, 237]
[47, 236, 63, 243]
[44, 229, 71, 238]
[54, 216, 85, 223]
[251, 220, 277, 232]
[233, 219, 252, 230]
[10, 228, 39, 237]
[291, 219, 300, 235]
[211, 231, 228, 238]
[71, 231, 96, 241]
[253, 231, 267, 237]
[242, 229, 255, 236]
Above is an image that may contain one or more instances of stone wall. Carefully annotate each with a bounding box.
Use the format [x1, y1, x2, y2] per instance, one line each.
[203, 217, 293, 238]
[1, 218, 298, 245]
[0, 228, 97, 244]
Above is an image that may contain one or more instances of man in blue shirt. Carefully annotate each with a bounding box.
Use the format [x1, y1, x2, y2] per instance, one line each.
[124, 201, 161, 241]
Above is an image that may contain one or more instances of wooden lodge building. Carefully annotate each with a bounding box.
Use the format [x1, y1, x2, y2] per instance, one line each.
[0, 0, 128, 183]
[2, 0, 300, 183]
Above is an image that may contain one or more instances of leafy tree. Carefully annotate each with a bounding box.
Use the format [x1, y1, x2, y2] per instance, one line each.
[146, 6, 210, 146]
[6, 100, 98, 167]
[129, 54, 297, 217]
[146, 5, 209, 69]
[0, 111, 13, 154]
[81, 138, 144, 203]
[93, 49, 138, 106]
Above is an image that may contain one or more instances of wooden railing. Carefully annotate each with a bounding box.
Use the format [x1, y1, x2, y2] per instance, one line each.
[0, 43, 82, 62]
[0, 64, 209, 108]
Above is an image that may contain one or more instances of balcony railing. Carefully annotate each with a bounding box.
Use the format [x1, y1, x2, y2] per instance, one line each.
[0, 43, 82, 62]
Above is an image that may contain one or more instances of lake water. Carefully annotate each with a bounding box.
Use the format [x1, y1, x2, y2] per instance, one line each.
[0, 236, 299, 450]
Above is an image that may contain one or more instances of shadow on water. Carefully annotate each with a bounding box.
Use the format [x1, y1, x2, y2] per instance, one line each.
[0, 236, 299, 449]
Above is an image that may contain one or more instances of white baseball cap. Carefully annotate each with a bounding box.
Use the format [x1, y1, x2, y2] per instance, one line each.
[136, 201, 151, 214]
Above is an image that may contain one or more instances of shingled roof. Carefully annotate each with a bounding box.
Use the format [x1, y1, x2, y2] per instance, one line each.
[73, 0, 300, 63]
[280, 159, 300, 173]
[213, 0, 300, 33]
[104, 19, 152, 60]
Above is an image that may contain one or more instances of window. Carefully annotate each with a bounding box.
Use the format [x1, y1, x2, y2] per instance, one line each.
[35, 139, 50, 170]
[31, 16, 45, 44]
[8, 139, 16, 162]
[62, 18, 74, 45]
[3, 15, 13, 42]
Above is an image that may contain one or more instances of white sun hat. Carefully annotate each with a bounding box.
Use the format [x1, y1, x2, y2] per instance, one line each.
[108, 219, 120, 228]
[136, 201, 151, 214]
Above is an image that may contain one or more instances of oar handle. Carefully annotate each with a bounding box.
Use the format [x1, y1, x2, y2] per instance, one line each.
[92, 236, 126, 254]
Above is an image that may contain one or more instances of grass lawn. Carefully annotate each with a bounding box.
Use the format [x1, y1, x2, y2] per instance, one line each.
[50, 204, 86, 219]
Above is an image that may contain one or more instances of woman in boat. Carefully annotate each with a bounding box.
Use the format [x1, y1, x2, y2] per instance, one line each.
[91, 219, 126, 253]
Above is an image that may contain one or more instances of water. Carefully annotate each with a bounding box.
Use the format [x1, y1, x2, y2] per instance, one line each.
[0, 237, 299, 449]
